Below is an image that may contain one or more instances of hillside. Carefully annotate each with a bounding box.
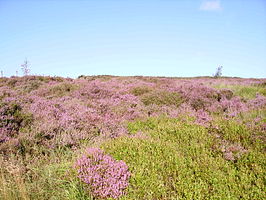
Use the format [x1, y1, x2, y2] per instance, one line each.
[0, 75, 265, 199]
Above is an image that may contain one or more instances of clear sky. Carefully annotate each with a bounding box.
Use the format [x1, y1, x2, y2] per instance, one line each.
[0, 0, 265, 78]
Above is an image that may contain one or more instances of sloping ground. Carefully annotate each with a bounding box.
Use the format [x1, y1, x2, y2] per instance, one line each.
[0, 75, 265, 199]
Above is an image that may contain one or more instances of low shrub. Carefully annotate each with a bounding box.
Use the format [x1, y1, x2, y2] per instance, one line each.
[0, 102, 33, 144]
[74, 147, 130, 199]
[7, 79, 18, 87]
[141, 90, 183, 107]
[218, 89, 234, 100]
[21, 80, 42, 93]
[47, 82, 78, 97]
[102, 117, 265, 199]
[214, 84, 266, 99]
[130, 86, 152, 96]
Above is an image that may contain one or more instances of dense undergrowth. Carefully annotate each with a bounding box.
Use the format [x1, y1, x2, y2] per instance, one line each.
[0, 75, 265, 199]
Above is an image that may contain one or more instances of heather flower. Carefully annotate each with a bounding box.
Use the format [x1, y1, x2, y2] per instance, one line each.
[75, 147, 130, 199]
[195, 109, 212, 126]
[221, 143, 248, 161]
[248, 94, 266, 109]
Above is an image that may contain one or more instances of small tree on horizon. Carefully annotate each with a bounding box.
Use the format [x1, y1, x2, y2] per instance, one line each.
[21, 58, 30, 76]
[213, 66, 223, 78]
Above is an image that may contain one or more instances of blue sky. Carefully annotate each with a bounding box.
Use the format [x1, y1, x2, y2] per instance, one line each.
[0, 0, 265, 78]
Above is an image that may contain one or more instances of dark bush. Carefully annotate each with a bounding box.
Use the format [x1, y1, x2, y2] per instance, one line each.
[7, 79, 18, 87]
[190, 98, 209, 110]
[0, 102, 33, 144]
[131, 86, 152, 96]
[218, 89, 234, 101]
[47, 82, 78, 97]
[141, 90, 183, 107]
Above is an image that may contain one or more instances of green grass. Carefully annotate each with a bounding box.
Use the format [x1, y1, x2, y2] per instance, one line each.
[237, 108, 266, 125]
[3, 113, 263, 199]
[45, 82, 79, 98]
[1, 117, 265, 200]
[213, 84, 266, 99]
[130, 86, 152, 96]
[101, 117, 265, 200]
[0, 148, 93, 200]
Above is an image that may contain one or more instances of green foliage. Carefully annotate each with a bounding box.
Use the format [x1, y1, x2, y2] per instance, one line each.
[1, 76, 265, 199]
[0, 149, 92, 200]
[238, 108, 266, 125]
[78, 75, 115, 82]
[101, 117, 265, 200]
[47, 82, 79, 97]
[130, 86, 152, 96]
[211, 114, 266, 153]
[7, 79, 18, 87]
[253, 81, 266, 88]
[0, 102, 33, 132]
[212, 120, 251, 147]
[21, 80, 43, 93]
[213, 84, 266, 99]
[141, 90, 183, 107]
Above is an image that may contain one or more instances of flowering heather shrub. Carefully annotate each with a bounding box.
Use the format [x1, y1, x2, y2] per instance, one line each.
[0, 101, 32, 143]
[75, 147, 130, 199]
[248, 94, 266, 108]
[195, 109, 212, 126]
[209, 96, 248, 116]
[173, 83, 220, 110]
[1, 76, 265, 151]
[1, 76, 266, 199]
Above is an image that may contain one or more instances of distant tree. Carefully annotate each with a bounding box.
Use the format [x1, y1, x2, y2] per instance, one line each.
[21, 58, 30, 76]
[213, 66, 222, 78]
[1, 70, 3, 77]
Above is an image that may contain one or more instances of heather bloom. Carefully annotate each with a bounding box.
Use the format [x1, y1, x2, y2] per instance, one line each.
[1, 75, 266, 154]
[220, 143, 248, 161]
[195, 109, 212, 126]
[75, 147, 130, 199]
[248, 94, 266, 109]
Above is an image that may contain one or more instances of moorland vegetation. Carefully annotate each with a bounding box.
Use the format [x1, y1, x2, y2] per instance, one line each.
[0, 75, 265, 199]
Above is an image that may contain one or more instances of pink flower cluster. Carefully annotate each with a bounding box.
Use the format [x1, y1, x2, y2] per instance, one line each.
[75, 147, 130, 199]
